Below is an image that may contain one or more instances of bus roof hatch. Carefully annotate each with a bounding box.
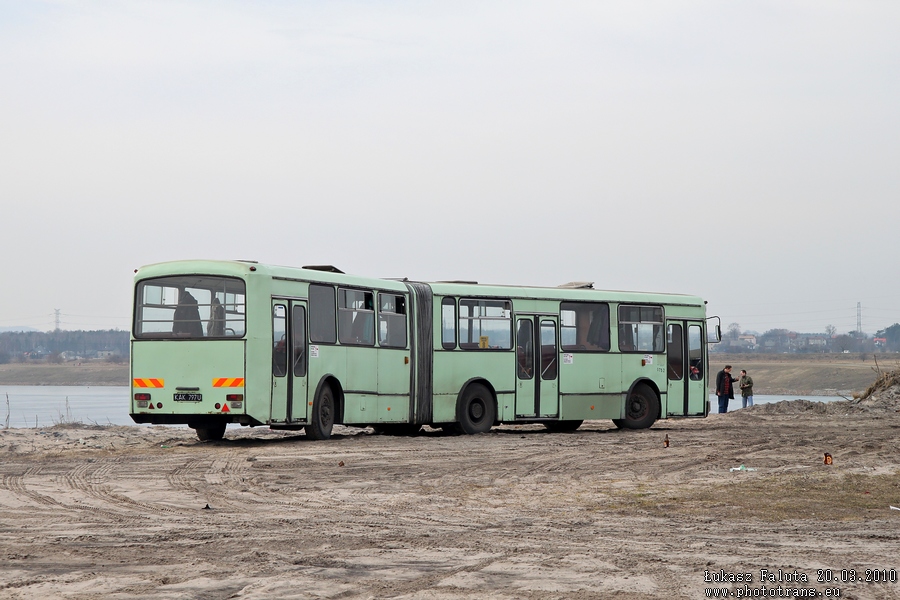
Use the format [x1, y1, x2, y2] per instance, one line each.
[558, 281, 594, 289]
[302, 265, 345, 274]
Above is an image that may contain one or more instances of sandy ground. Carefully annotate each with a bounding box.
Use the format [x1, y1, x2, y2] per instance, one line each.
[1, 395, 899, 599]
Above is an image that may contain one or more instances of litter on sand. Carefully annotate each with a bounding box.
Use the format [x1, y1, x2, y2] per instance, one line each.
[891, 506, 900, 511]
[730, 465, 758, 472]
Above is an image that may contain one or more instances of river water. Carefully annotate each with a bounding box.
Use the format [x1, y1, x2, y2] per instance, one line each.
[0, 385, 848, 429]
[0, 386, 133, 428]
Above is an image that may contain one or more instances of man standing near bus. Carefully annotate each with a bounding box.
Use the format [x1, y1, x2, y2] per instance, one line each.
[739, 369, 754, 408]
[715, 365, 737, 413]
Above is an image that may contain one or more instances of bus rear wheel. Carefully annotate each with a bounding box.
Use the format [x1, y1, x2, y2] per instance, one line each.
[305, 384, 335, 440]
[456, 383, 495, 435]
[194, 423, 226, 442]
[615, 384, 659, 430]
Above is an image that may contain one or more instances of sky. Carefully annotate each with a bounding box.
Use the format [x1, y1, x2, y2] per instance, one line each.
[1, 1, 899, 336]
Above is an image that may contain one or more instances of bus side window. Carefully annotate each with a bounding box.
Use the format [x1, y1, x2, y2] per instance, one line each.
[561, 302, 609, 352]
[618, 305, 664, 352]
[309, 284, 337, 344]
[272, 304, 287, 377]
[458, 298, 512, 350]
[441, 298, 456, 350]
[586, 305, 610, 350]
[667, 323, 684, 380]
[292, 305, 307, 377]
[618, 323, 635, 351]
[540, 320, 557, 379]
[339, 288, 375, 346]
[351, 312, 374, 345]
[379, 293, 407, 348]
[688, 324, 703, 379]
[516, 319, 534, 379]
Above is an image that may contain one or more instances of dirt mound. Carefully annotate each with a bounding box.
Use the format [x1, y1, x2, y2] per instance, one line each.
[751, 368, 900, 415]
[842, 367, 900, 411]
[752, 398, 831, 415]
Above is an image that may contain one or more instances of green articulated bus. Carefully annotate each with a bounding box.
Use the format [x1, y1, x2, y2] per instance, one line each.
[130, 260, 718, 441]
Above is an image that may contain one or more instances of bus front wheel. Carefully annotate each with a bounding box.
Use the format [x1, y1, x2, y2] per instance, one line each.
[456, 383, 495, 435]
[614, 384, 659, 430]
[306, 384, 335, 440]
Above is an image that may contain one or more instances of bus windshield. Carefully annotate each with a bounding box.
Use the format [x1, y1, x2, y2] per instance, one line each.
[134, 275, 246, 339]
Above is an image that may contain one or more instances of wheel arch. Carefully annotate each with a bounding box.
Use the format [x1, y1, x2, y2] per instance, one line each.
[313, 373, 344, 424]
[625, 377, 662, 420]
[455, 377, 499, 425]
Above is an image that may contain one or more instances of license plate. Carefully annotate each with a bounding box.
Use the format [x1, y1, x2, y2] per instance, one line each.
[174, 393, 202, 402]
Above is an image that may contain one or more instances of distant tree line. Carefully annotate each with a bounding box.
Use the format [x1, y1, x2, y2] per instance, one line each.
[0, 330, 129, 364]
[715, 322, 900, 354]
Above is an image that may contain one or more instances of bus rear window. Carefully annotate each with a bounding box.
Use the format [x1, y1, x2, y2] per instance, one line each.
[135, 276, 246, 339]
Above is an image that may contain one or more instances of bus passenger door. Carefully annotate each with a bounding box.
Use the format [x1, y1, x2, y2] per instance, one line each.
[515, 318, 536, 417]
[515, 316, 560, 418]
[665, 320, 707, 417]
[289, 302, 309, 423]
[685, 322, 706, 416]
[270, 299, 309, 424]
[538, 318, 560, 418]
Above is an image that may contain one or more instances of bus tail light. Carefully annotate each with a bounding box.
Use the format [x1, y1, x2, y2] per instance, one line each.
[227, 394, 243, 409]
[135, 393, 151, 408]
[135, 393, 151, 401]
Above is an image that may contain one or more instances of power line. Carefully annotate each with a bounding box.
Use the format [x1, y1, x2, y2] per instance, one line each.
[725, 300, 900, 335]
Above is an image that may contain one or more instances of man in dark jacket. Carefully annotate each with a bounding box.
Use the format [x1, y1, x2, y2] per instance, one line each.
[173, 290, 204, 338]
[739, 369, 754, 408]
[715, 365, 737, 414]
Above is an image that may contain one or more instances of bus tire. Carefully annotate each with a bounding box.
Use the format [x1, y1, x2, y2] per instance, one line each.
[619, 383, 659, 430]
[544, 420, 583, 433]
[305, 384, 335, 440]
[195, 423, 226, 442]
[456, 383, 495, 435]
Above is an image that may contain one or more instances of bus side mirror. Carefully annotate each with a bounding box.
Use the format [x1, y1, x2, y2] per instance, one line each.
[706, 316, 722, 343]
